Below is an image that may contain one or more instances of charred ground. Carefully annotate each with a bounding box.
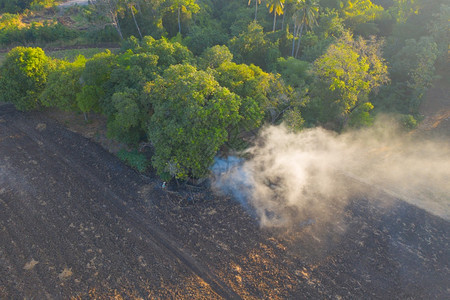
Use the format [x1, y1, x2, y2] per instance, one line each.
[0, 103, 449, 299]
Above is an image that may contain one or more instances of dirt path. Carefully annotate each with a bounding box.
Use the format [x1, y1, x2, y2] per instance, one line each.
[58, 0, 90, 8]
[0, 103, 449, 298]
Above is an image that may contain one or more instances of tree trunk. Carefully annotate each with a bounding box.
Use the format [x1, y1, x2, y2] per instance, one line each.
[83, 112, 88, 122]
[130, 5, 142, 39]
[116, 17, 124, 40]
[291, 23, 298, 56]
[295, 23, 304, 58]
[110, 9, 124, 40]
[114, 18, 124, 40]
[178, 5, 181, 33]
[281, 11, 285, 30]
[255, 1, 258, 20]
[273, 12, 277, 32]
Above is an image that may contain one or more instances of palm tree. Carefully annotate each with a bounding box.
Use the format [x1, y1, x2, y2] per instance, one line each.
[126, 0, 143, 39]
[248, 0, 262, 21]
[169, 0, 200, 34]
[266, 0, 285, 31]
[291, 0, 319, 58]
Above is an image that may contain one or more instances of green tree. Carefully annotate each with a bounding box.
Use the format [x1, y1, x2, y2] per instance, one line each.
[140, 36, 194, 71]
[198, 45, 233, 70]
[96, 0, 125, 40]
[339, 0, 384, 33]
[145, 64, 240, 179]
[80, 50, 116, 114]
[76, 85, 103, 121]
[167, 0, 200, 34]
[0, 0, 33, 13]
[348, 101, 374, 128]
[125, 0, 143, 39]
[389, 36, 438, 112]
[292, 0, 320, 58]
[248, 0, 263, 21]
[0, 47, 50, 111]
[214, 61, 269, 133]
[106, 88, 145, 144]
[267, 0, 285, 31]
[228, 21, 280, 70]
[276, 56, 311, 89]
[40, 56, 86, 111]
[428, 4, 449, 62]
[311, 32, 388, 128]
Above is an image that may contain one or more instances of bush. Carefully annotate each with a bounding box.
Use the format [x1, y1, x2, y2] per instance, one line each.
[400, 114, 418, 130]
[0, 46, 51, 110]
[117, 149, 150, 172]
[0, 21, 80, 46]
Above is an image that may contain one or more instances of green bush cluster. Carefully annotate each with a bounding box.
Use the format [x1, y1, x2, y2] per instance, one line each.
[0, 20, 80, 46]
[117, 149, 150, 172]
[0, 38, 287, 178]
[1, 0, 447, 179]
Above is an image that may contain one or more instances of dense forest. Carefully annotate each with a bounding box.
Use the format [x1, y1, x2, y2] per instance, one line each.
[0, 0, 448, 180]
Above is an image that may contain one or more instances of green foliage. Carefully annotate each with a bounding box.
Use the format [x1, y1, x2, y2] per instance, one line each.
[388, 36, 438, 112]
[283, 107, 305, 132]
[117, 149, 150, 172]
[0, 0, 33, 13]
[106, 88, 146, 145]
[0, 13, 22, 30]
[215, 61, 269, 129]
[146, 63, 240, 179]
[164, 0, 200, 35]
[399, 114, 417, 130]
[428, 4, 449, 61]
[228, 21, 281, 70]
[0, 46, 50, 110]
[0, 21, 80, 46]
[276, 57, 311, 89]
[310, 32, 388, 128]
[348, 101, 374, 128]
[81, 50, 116, 87]
[198, 45, 233, 70]
[48, 48, 112, 62]
[339, 0, 385, 33]
[29, 0, 58, 11]
[76, 85, 102, 118]
[40, 55, 86, 111]
[80, 50, 116, 114]
[299, 9, 344, 61]
[140, 36, 194, 71]
[184, 23, 229, 55]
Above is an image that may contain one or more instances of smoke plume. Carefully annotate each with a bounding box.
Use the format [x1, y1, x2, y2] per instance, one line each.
[212, 117, 450, 227]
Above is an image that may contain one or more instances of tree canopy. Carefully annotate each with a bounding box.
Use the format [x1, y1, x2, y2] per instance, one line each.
[0, 47, 51, 111]
[145, 64, 241, 179]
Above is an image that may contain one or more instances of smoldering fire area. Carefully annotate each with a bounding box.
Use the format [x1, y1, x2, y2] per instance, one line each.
[211, 117, 450, 228]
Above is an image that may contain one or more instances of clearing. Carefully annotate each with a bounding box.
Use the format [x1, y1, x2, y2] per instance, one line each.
[0, 103, 448, 298]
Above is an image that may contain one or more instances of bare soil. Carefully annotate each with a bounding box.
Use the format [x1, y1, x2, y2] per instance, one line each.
[58, 0, 90, 8]
[0, 103, 449, 299]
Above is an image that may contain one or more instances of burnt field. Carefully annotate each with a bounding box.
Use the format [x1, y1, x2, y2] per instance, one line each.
[0, 103, 449, 299]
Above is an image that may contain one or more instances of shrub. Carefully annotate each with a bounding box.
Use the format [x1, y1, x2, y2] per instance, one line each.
[0, 46, 50, 110]
[117, 149, 149, 172]
[400, 114, 418, 130]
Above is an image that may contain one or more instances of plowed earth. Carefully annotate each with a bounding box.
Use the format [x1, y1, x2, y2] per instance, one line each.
[0, 103, 449, 299]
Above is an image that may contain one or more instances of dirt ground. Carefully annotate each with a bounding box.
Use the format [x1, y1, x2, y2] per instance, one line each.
[0, 102, 449, 299]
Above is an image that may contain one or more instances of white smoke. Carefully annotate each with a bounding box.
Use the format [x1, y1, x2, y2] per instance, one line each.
[212, 117, 450, 227]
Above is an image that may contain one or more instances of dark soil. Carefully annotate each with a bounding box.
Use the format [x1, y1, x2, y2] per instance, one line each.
[1, 103, 449, 299]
